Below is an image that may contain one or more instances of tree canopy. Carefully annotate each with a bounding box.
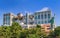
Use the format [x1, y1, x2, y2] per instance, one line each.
[0, 22, 60, 38]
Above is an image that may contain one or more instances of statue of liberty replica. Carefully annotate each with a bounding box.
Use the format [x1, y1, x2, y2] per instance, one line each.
[50, 14, 55, 30]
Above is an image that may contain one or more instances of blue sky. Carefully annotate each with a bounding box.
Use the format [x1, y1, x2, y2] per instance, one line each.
[0, 0, 60, 26]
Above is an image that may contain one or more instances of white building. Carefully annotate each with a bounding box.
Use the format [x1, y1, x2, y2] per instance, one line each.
[34, 7, 52, 25]
[3, 13, 14, 26]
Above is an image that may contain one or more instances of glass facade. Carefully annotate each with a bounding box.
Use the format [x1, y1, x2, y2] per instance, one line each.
[5, 16, 10, 25]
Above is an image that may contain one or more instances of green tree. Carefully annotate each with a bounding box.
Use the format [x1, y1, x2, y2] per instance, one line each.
[10, 22, 22, 38]
[54, 26, 60, 38]
[48, 26, 60, 38]
[36, 24, 41, 28]
[20, 29, 28, 38]
[0, 26, 11, 38]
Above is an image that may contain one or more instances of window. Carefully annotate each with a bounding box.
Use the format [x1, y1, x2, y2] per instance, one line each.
[41, 14, 43, 19]
[45, 14, 47, 19]
[35, 16, 37, 19]
[38, 15, 40, 19]
[6, 16, 10, 25]
[38, 21, 40, 24]
[48, 20, 50, 23]
[45, 21, 47, 23]
[7, 16, 10, 19]
[42, 21, 43, 24]
[48, 14, 50, 19]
